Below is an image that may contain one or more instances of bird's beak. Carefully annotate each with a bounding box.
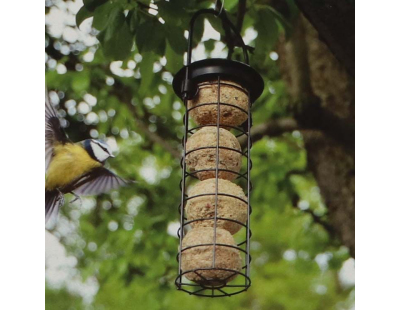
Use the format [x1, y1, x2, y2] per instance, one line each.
[110, 154, 115, 158]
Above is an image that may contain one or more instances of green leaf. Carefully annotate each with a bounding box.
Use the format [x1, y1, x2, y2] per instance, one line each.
[92, 1, 116, 31]
[165, 24, 186, 55]
[138, 52, 157, 97]
[265, 5, 293, 37]
[206, 16, 224, 37]
[98, 9, 134, 60]
[165, 41, 183, 74]
[135, 20, 166, 56]
[224, 0, 238, 10]
[103, 26, 134, 60]
[103, 7, 125, 41]
[128, 9, 140, 33]
[157, 0, 187, 27]
[76, 6, 93, 28]
[203, 39, 216, 52]
[83, 0, 108, 12]
[255, 9, 279, 54]
[189, 15, 205, 46]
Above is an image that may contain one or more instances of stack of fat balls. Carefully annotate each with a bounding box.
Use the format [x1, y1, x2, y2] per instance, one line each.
[181, 80, 249, 286]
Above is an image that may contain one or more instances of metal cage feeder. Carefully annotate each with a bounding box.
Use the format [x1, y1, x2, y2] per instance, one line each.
[172, 8, 264, 297]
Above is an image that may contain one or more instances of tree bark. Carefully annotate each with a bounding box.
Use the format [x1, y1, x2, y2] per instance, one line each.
[278, 15, 355, 257]
[295, 0, 355, 77]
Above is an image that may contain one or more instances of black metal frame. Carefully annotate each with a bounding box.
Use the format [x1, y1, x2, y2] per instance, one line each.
[172, 8, 264, 297]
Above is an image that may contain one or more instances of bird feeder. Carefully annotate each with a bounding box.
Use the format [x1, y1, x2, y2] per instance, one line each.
[173, 8, 264, 297]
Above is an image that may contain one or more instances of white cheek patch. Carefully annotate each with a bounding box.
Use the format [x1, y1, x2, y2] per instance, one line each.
[91, 142, 109, 162]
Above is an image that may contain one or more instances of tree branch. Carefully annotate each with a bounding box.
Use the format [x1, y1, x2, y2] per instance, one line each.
[302, 209, 336, 236]
[110, 81, 182, 160]
[285, 169, 309, 179]
[291, 193, 335, 237]
[239, 117, 299, 147]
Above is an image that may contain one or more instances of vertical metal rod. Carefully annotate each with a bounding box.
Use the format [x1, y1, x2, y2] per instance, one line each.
[245, 93, 252, 284]
[178, 96, 190, 278]
[212, 76, 222, 268]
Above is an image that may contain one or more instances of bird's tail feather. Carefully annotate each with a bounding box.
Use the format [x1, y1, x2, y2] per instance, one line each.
[45, 190, 64, 223]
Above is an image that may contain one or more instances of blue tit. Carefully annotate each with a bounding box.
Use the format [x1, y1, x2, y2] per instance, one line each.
[45, 92, 128, 223]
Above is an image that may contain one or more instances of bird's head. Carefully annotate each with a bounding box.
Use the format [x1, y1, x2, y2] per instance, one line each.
[83, 139, 115, 163]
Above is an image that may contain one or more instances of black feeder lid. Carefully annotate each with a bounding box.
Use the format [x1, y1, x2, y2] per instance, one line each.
[173, 58, 264, 103]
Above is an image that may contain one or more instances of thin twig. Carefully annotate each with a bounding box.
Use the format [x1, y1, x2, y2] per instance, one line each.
[291, 193, 335, 236]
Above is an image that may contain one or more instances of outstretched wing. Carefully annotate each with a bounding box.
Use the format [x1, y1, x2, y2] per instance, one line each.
[45, 190, 64, 224]
[72, 167, 129, 196]
[46, 89, 69, 171]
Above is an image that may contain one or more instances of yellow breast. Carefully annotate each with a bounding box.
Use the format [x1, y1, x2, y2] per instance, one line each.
[45, 143, 102, 190]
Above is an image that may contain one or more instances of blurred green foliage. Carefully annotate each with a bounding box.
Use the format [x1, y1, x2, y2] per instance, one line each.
[45, 0, 354, 309]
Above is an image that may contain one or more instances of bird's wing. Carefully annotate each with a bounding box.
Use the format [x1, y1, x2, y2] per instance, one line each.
[45, 89, 69, 171]
[45, 190, 64, 224]
[72, 167, 129, 196]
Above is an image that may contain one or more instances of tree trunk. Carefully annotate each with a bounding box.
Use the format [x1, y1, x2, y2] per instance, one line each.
[279, 16, 355, 257]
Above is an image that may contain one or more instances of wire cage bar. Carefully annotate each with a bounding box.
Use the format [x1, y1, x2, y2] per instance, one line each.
[172, 8, 264, 297]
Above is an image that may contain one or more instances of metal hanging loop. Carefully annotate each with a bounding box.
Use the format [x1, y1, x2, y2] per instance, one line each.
[186, 8, 249, 66]
[179, 8, 251, 100]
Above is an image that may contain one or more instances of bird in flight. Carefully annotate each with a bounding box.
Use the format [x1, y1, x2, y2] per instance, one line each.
[45, 91, 128, 223]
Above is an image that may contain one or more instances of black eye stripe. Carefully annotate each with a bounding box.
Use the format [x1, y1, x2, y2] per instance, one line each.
[95, 142, 110, 154]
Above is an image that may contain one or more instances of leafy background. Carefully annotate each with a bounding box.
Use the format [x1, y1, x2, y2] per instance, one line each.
[45, 0, 355, 309]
